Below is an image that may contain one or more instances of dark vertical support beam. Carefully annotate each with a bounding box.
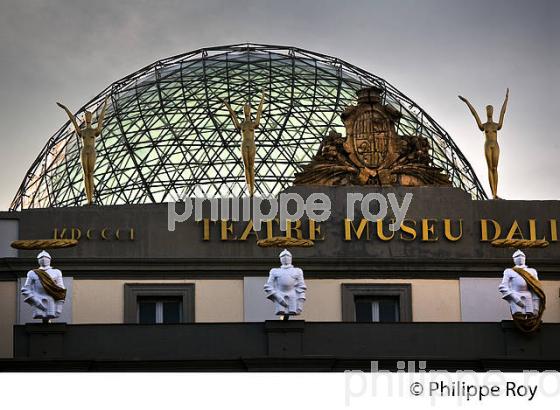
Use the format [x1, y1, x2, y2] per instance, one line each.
[264, 320, 305, 357]
[22, 323, 67, 359]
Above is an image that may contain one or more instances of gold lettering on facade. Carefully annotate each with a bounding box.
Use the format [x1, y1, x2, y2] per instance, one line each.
[70, 228, 81, 241]
[421, 219, 438, 241]
[528, 219, 546, 241]
[309, 220, 325, 241]
[265, 219, 276, 240]
[239, 220, 260, 241]
[480, 219, 501, 241]
[53, 226, 135, 241]
[444, 219, 463, 241]
[344, 218, 369, 241]
[53, 228, 67, 239]
[100, 228, 110, 240]
[220, 220, 235, 240]
[190, 218, 558, 246]
[285, 220, 303, 239]
[399, 219, 417, 241]
[376, 219, 394, 241]
[199, 219, 211, 241]
[550, 219, 558, 242]
[505, 220, 524, 240]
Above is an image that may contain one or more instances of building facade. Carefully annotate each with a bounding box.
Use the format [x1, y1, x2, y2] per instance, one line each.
[1, 186, 559, 370]
[1, 45, 558, 371]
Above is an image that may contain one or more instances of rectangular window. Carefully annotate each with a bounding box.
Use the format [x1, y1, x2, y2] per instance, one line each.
[354, 295, 400, 322]
[137, 296, 182, 324]
[341, 284, 412, 322]
[124, 284, 195, 324]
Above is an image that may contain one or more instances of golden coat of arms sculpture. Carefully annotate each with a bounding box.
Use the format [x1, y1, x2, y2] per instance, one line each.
[294, 87, 451, 187]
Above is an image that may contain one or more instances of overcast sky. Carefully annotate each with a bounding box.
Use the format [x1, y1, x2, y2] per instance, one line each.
[0, 0, 558, 210]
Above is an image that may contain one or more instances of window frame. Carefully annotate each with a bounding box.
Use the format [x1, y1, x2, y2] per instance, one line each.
[124, 283, 195, 324]
[341, 284, 412, 322]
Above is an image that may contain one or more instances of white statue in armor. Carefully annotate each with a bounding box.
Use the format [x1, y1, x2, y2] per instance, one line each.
[498, 249, 541, 317]
[264, 249, 307, 318]
[21, 251, 67, 323]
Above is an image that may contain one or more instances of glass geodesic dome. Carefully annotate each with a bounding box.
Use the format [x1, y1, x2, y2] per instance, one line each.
[10, 43, 486, 210]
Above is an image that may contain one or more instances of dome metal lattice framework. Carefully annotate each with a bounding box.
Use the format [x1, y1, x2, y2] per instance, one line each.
[10, 43, 487, 210]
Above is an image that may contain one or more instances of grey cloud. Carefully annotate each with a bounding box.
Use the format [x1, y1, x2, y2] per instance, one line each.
[0, 0, 558, 208]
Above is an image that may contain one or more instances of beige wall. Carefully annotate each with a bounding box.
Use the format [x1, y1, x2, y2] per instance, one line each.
[73, 278, 461, 323]
[299, 279, 461, 322]
[69, 278, 560, 324]
[301, 279, 558, 323]
[0, 281, 16, 358]
[542, 281, 560, 322]
[73, 279, 243, 323]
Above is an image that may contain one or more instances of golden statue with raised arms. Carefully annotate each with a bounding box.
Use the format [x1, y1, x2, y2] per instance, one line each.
[459, 89, 509, 200]
[222, 91, 266, 197]
[57, 96, 109, 205]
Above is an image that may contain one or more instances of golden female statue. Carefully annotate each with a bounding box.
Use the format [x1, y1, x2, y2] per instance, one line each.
[57, 96, 109, 205]
[222, 91, 266, 197]
[459, 89, 509, 199]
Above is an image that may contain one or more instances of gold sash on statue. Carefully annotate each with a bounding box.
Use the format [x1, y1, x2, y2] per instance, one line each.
[33, 269, 67, 301]
[511, 267, 546, 332]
